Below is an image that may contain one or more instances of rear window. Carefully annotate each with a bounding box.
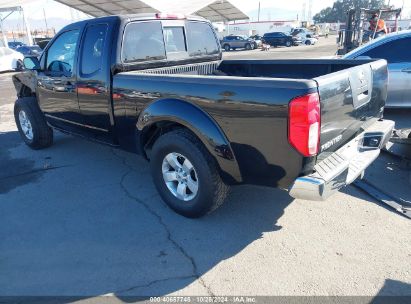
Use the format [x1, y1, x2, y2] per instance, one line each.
[121, 20, 219, 63]
[186, 21, 219, 57]
[163, 27, 186, 53]
[122, 21, 166, 63]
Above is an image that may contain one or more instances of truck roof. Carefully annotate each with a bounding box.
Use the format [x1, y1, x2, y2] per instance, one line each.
[60, 13, 208, 31]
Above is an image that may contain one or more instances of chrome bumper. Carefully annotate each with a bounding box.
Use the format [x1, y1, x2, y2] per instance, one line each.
[289, 119, 395, 201]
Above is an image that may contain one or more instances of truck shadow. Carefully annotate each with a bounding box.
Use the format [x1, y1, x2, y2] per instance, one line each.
[0, 131, 42, 194]
[1, 132, 293, 300]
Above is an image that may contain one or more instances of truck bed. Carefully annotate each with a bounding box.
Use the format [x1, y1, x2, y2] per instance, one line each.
[131, 59, 375, 79]
[114, 59, 387, 187]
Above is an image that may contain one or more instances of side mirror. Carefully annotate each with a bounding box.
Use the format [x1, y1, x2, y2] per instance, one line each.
[23, 57, 41, 70]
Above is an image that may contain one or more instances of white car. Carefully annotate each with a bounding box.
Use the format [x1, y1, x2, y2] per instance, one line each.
[304, 37, 318, 45]
[0, 47, 24, 72]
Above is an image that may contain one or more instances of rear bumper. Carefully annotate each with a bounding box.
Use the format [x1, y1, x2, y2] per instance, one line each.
[289, 119, 395, 201]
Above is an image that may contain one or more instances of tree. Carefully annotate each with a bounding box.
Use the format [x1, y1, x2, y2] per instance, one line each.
[313, 0, 386, 23]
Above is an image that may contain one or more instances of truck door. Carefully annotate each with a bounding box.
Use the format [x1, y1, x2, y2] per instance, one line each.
[76, 23, 112, 138]
[37, 29, 81, 126]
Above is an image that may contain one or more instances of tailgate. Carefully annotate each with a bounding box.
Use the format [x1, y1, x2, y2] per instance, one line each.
[314, 59, 388, 157]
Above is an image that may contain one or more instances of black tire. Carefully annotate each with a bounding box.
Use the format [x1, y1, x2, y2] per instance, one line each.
[223, 44, 230, 51]
[305, 40, 311, 45]
[286, 40, 292, 47]
[14, 97, 53, 149]
[150, 129, 230, 218]
[245, 43, 252, 50]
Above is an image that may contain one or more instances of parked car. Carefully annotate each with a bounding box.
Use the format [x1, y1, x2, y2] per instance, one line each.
[0, 47, 24, 72]
[220, 35, 256, 51]
[343, 30, 411, 108]
[14, 14, 393, 218]
[8, 41, 25, 50]
[303, 36, 318, 45]
[262, 32, 300, 47]
[291, 28, 319, 40]
[16, 45, 43, 58]
[249, 34, 263, 47]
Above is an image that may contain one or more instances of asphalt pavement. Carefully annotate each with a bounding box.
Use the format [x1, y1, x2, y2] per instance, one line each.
[222, 36, 338, 59]
[1, 39, 410, 302]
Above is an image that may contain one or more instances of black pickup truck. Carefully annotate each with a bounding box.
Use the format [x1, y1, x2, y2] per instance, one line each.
[13, 14, 394, 218]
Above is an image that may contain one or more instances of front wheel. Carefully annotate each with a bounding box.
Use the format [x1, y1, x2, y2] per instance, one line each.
[14, 97, 53, 149]
[223, 44, 230, 51]
[245, 43, 252, 50]
[150, 129, 230, 218]
[286, 40, 292, 47]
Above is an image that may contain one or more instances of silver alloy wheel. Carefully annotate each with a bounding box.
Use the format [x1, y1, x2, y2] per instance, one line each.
[18, 110, 33, 140]
[162, 152, 199, 201]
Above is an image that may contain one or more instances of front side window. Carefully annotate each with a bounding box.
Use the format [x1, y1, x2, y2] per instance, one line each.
[186, 21, 219, 57]
[80, 24, 108, 75]
[46, 30, 79, 76]
[122, 21, 166, 63]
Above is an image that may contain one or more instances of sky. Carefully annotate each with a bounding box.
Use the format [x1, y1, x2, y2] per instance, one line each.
[0, 0, 409, 30]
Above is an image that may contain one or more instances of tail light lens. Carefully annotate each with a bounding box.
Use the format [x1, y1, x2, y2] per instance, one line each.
[288, 93, 321, 157]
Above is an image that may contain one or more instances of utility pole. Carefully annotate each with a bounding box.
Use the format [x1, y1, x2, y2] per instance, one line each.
[302, 2, 306, 21]
[0, 17, 8, 47]
[257, 1, 260, 22]
[21, 7, 33, 45]
[43, 8, 48, 34]
[308, 0, 313, 22]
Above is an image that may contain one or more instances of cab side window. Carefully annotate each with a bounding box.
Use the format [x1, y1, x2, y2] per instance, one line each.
[80, 24, 108, 75]
[46, 30, 80, 76]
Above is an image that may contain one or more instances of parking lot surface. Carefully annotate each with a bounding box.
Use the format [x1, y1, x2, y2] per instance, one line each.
[1, 40, 411, 301]
[222, 36, 338, 59]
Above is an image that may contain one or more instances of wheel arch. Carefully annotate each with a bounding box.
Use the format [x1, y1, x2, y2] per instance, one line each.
[137, 98, 242, 184]
[12, 73, 36, 98]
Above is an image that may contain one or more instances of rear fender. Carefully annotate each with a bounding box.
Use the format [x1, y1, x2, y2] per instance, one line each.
[137, 98, 242, 183]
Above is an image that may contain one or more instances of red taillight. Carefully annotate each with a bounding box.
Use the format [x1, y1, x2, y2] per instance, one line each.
[155, 13, 186, 19]
[288, 93, 321, 157]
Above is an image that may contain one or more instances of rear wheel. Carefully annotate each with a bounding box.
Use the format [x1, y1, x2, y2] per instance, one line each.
[223, 44, 230, 51]
[150, 129, 230, 218]
[14, 97, 53, 149]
